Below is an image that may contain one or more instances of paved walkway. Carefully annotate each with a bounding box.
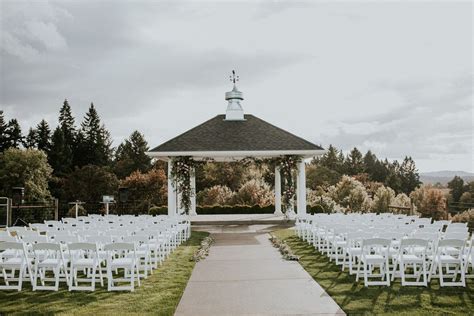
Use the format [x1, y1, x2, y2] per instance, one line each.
[175, 225, 345, 315]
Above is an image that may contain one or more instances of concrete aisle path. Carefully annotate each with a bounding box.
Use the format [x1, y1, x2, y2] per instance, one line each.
[175, 225, 345, 316]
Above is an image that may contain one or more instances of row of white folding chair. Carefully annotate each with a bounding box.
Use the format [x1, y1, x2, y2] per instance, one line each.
[0, 241, 135, 291]
[299, 215, 473, 285]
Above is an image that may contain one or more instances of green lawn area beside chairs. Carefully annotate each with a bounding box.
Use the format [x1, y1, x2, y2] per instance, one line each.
[272, 229, 474, 315]
[0, 231, 209, 316]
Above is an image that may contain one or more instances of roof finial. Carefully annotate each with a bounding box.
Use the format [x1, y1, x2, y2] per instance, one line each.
[229, 70, 239, 85]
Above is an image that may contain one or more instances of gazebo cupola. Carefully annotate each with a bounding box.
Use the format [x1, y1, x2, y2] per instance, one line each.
[225, 70, 245, 121]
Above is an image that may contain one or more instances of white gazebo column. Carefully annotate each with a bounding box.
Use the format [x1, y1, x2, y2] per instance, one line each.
[189, 167, 197, 216]
[167, 160, 177, 216]
[274, 167, 282, 215]
[296, 160, 307, 216]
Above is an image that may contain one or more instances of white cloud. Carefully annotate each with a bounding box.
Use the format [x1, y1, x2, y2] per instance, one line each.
[0, 0, 472, 172]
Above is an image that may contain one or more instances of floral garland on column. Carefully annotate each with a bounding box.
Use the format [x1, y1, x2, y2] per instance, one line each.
[241, 155, 302, 212]
[170, 156, 198, 213]
[276, 155, 302, 211]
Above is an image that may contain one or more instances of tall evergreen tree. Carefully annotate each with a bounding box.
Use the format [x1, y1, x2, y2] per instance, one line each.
[78, 103, 113, 166]
[0, 111, 9, 151]
[317, 144, 344, 173]
[5, 119, 23, 148]
[24, 128, 37, 148]
[448, 176, 465, 202]
[399, 156, 420, 194]
[58, 99, 76, 170]
[363, 150, 377, 177]
[384, 160, 402, 193]
[35, 119, 52, 153]
[49, 127, 72, 175]
[59, 99, 76, 145]
[344, 147, 364, 175]
[114, 130, 152, 178]
[371, 158, 389, 183]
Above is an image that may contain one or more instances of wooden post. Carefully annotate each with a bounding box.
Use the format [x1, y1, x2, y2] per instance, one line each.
[54, 198, 59, 221]
[7, 198, 12, 227]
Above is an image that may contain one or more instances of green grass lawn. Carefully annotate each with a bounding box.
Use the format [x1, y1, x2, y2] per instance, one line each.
[0, 231, 209, 316]
[272, 229, 474, 316]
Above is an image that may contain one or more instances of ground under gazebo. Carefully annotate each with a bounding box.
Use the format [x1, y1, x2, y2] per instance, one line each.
[147, 73, 325, 217]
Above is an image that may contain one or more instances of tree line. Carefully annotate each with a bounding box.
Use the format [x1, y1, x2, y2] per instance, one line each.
[0, 101, 153, 210]
[309, 145, 421, 195]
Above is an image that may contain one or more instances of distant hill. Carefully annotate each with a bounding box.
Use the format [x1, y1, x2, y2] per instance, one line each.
[420, 170, 474, 185]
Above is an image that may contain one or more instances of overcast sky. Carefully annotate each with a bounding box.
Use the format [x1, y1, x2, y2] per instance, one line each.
[1, 0, 472, 173]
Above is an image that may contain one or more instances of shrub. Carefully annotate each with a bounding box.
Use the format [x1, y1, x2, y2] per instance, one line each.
[410, 185, 447, 220]
[372, 185, 396, 213]
[197, 204, 274, 215]
[307, 190, 342, 213]
[197, 185, 234, 205]
[328, 175, 372, 212]
[148, 205, 168, 215]
[451, 208, 474, 231]
[232, 179, 274, 206]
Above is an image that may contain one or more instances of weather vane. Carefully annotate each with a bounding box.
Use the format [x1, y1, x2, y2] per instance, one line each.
[230, 70, 239, 84]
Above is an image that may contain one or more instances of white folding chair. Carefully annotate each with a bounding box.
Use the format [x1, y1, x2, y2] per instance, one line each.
[0, 242, 31, 291]
[104, 243, 139, 291]
[464, 237, 474, 278]
[356, 238, 391, 286]
[392, 239, 428, 286]
[32, 243, 69, 291]
[429, 239, 466, 287]
[68, 243, 104, 291]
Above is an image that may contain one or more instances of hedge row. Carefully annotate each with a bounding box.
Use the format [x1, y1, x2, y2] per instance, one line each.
[148, 204, 328, 215]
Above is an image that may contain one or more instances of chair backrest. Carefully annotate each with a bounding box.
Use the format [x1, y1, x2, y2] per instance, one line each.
[362, 238, 391, 248]
[0, 235, 17, 242]
[400, 238, 428, 248]
[0, 241, 25, 251]
[438, 238, 465, 248]
[33, 242, 61, 251]
[68, 242, 98, 251]
[104, 242, 135, 251]
[21, 235, 49, 244]
[54, 235, 79, 244]
[444, 231, 469, 240]
[0, 230, 12, 238]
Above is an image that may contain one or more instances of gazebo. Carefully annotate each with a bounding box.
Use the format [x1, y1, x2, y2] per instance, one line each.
[147, 72, 325, 216]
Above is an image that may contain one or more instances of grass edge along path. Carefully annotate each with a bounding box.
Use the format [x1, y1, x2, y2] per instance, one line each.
[272, 229, 474, 316]
[0, 231, 209, 316]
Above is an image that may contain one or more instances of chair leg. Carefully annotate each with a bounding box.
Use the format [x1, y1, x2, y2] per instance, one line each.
[55, 267, 60, 291]
[439, 262, 444, 286]
[18, 266, 23, 291]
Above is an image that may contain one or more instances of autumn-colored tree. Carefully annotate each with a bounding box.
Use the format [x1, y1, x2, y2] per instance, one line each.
[372, 185, 395, 213]
[410, 186, 447, 220]
[121, 168, 168, 206]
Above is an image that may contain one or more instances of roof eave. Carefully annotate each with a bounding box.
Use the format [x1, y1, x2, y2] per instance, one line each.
[146, 149, 327, 161]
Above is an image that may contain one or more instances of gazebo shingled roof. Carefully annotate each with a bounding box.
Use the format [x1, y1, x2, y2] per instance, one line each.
[149, 114, 323, 153]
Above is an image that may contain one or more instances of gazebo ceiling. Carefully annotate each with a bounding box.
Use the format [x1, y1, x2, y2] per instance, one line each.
[147, 114, 324, 161]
